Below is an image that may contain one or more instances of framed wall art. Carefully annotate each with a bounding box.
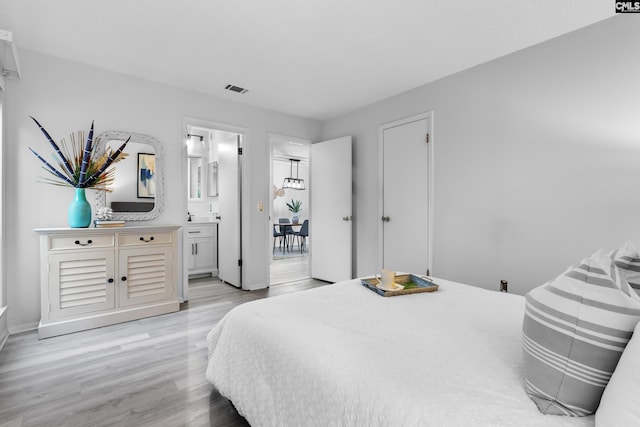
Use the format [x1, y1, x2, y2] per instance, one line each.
[137, 152, 156, 198]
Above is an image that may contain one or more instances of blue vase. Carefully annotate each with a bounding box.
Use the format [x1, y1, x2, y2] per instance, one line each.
[68, 188, 92, 228]
[292, 214, 299, 224]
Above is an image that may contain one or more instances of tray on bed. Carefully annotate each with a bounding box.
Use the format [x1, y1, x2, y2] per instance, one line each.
[361, 274, 439, 297]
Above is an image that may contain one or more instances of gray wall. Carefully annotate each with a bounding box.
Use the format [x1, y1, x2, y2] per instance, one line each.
[4, 50, 321, 332]
[322, 15, 640, 295]
[4, 14, 639, 332]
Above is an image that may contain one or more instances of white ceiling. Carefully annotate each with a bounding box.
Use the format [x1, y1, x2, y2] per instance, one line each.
[0, 0, 614, 121]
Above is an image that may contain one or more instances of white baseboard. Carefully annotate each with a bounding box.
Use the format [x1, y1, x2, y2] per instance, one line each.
[0, 328, 7, 352]
[244, 282, 268, 291]
[8, 321, 38, 335]
[0, 306, 8, 352]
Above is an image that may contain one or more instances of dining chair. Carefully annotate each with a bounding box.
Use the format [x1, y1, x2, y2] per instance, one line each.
[294, 219, 309, 253]
[273, 224, 286, 254]
[278, 218, 294, 252]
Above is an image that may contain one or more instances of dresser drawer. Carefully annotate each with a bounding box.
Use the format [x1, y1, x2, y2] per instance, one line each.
[118, 231, 173, 246]
[48, 234, 115, 251]
[186, 224, 215, 239]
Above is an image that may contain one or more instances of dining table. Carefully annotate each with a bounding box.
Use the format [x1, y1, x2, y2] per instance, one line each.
[273, 222, 303, 253]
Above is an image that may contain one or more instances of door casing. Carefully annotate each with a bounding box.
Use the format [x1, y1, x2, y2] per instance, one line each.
[267, 134, 312, 286]
[182, 117, 248, 294]
[378, 111, 434, 275]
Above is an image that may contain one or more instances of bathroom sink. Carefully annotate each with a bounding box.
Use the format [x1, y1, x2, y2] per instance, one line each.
[190, 216, 211, 223]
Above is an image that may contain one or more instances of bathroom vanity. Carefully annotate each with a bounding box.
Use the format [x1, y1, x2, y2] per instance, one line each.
[186, 222, 218, 277]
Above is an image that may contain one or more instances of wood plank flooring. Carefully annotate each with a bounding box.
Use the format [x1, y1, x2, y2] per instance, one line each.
[270, 256, 310, 285]
[0, 277, 330, 427]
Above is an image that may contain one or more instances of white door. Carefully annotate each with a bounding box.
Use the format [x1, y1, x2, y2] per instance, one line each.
[381, 114, 431, 275]
[218, 135, 242, 287]
[311, 136, 352, 282]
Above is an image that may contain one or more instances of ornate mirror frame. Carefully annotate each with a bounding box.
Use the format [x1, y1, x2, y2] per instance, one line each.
[94, 130, 164, 221]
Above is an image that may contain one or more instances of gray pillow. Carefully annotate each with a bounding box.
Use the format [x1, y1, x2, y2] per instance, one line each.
[522, 250, 640, 416]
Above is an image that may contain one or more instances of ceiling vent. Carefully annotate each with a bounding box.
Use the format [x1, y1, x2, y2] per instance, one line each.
[225, 84, 248, 94]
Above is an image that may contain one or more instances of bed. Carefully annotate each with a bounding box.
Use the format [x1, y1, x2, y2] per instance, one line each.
[206, 277, 595, 426]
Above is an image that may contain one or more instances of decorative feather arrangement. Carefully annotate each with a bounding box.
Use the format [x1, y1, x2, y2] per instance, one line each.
[28, 117, 130, 191]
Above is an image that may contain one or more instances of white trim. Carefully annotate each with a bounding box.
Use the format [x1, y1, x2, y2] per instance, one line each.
[0, 305, 8, 352]
[0, 29, 21, 80]
[267, 133, 311, 287]
[378, 111, 434, 275]
[0, 88, 5, 350]
[8, 320, 38, 335]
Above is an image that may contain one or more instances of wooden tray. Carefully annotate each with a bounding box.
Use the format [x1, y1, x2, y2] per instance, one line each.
[361, 274, 439, 297]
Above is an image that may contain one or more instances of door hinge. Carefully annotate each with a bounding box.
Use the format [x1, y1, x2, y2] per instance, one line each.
[238, 147, 243, 155]
[238, 259, 243, 267]
[425, 133, 430, 144]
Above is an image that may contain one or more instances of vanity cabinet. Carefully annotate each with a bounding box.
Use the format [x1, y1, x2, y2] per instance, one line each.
[35, 225, 180, 339]
[187, 223, 218, 276]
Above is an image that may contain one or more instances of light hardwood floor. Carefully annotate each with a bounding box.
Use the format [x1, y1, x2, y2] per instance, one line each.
[270, 256, 310, 285]
[0, 276, 329, 427]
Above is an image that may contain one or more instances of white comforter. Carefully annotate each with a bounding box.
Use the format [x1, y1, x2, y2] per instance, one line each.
[206, 278, 595, 426]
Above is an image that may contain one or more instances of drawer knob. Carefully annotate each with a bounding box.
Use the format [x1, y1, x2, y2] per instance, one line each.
[139, 236, 155, 242]
[74, 239, 93, 246]
[121, 276, 127, 281]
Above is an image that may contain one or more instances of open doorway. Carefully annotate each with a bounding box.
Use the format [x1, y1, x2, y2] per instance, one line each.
[270, 135, 311, 285]
[184, 119, 244, 297]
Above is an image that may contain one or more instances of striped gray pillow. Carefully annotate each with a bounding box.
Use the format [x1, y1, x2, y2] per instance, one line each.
[610, 241, 640, 295]
[522, 250, 640, 416]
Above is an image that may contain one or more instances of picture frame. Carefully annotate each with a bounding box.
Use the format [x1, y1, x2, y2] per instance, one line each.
[137, 152, 156, 198]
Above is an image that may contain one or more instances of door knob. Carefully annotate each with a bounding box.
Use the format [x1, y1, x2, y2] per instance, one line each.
[342, 216, 352, 221]
[382, 216, 390, 222]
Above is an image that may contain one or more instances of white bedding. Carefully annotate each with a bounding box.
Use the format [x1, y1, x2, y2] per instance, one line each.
[206, 278, 595, 426]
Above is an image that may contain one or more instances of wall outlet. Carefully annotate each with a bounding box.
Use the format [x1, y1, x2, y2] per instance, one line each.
[500, 280, 508, 293]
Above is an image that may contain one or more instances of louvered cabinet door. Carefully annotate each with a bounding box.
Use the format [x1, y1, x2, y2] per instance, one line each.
[118, 246, 173, 307]
[48, 250, 116, 318]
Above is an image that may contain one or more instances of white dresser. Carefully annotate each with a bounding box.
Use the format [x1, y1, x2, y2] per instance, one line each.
[186, 222, 218, 277]
[34, 225, 181, 339]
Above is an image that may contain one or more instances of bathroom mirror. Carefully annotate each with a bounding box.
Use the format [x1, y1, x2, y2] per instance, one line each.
[188, 156, 203, 201]
[94, 130, 164, 221]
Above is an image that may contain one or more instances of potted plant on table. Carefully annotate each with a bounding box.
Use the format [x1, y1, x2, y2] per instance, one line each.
[286, 198, 302, 224]
[28, 117, 130, 228]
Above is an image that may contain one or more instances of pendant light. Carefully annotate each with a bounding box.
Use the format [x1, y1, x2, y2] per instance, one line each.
[283, 158, 305, 190]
